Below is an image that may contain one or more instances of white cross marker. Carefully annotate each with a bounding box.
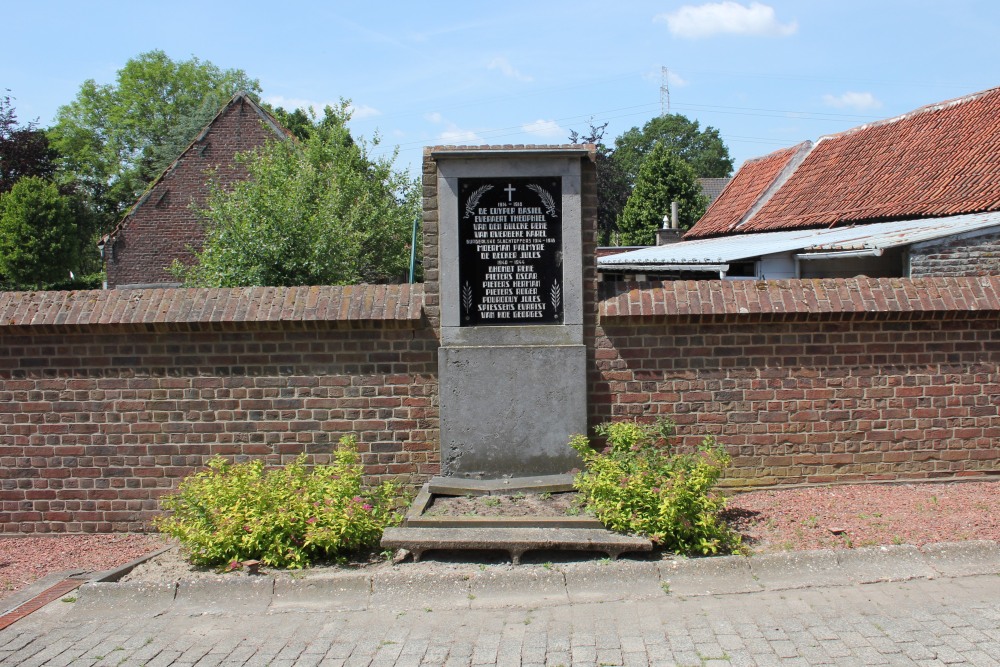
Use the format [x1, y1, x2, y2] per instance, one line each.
[504, 183, 516, 201]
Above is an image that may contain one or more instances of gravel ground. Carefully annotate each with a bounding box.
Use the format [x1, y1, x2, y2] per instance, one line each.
[4, 480, 999, 594]
[0, 533, 168, 601]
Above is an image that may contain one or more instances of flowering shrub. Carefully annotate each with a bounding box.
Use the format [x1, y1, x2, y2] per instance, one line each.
[569, 419, 740, 556]
[156, 436, 400, 568]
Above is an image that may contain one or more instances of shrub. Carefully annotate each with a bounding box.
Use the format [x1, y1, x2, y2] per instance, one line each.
[156, 436, 400, 568]
[569, 418, 740, 556]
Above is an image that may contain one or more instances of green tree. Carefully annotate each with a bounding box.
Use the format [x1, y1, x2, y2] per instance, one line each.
[613, 114, 732, 188]
[0, 176, 77, 289]
[617, 142, 708, 246]
[177, 103, 418, 287]
[49, 51, 260, 224]
[569, 120, 630, 245]
[1, 92, 57, 193]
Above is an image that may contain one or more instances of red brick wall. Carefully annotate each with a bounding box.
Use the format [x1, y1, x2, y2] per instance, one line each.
[593, 278, 1000, 488]
[3, 276, 1000, 533]
[105, 97, 284, 288]
[0, 286, 438, 533]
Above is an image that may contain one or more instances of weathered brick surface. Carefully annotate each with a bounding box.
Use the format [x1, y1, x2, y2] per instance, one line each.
[105, 95, 287, 288]
[592, 277, 1000, 488]
[0, 287, 437, 533]
[910, 231, 1000, 277]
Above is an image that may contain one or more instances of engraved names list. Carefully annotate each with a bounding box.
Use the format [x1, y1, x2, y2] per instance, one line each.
[457, 177, 563, 326]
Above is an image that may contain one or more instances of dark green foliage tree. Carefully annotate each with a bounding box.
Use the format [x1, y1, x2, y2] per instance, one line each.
[49, 51, 260, 224]
[617, 142, 708, 246]
[1, 92, 57, 193]
[0, 177, 77, 289]
[569, 121, 630, 245]
[267, 106, 313, 141]
[145, 93, 225, 178]
[177, 102, 418, 287]
[613, 114, 733, 188]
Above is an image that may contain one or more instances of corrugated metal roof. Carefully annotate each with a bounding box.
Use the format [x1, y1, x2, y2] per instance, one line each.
[599, 211, 1000, 269]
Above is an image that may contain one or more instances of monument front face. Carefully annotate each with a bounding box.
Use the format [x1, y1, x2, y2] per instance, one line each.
[433, 148, 590, 478]
[457, 177, 563, 326]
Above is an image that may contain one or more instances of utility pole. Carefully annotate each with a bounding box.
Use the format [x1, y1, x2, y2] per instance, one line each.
[660, 66, 671, 116]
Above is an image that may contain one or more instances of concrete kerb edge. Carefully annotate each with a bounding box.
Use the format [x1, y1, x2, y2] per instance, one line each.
[55, 540, 1000, 613]
[88, 545, 176, 583]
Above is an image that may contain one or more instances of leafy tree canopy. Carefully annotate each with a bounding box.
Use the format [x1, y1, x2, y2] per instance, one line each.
[1, 92, 56, 193]
[49, 50, 260, 222]
[617, 142, 708, 246]
[613, 114, 733, 187]
[176, 102, 418, 287]
[0, 176, 78, 290]
[569, 120, 630, 245]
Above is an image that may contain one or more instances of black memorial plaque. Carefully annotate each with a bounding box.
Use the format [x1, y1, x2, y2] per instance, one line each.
[457, 177, 563, 326]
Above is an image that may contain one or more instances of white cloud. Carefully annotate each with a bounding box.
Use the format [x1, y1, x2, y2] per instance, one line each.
[656, 2, 798, 39]
[347, 103, 381, 119]
[425, 111, 483, 144]
[440, 124, 483, 144]
[488, 57, 533, 82]
[522, 119, 565, 140]
[822, 91, 883, 111]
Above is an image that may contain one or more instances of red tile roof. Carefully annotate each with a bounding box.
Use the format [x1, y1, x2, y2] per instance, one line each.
[688, 86, 1000, 237]
[684, 143, 808, 239]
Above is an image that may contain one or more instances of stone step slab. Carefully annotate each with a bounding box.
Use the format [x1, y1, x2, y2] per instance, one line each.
[381, 526, 652, 565]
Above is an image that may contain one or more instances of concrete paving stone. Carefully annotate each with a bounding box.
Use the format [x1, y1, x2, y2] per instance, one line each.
[370, 567, 473, 610]
[174, 576, 273, 614]
[563, 559, 663, 604]
[659, 554, 761, 596]
[270, 571, 371, 611]
[968, 651, 1000, 667]
[838, 545, 938, 583]
[935, 644, 970, 663]
[466, 564, 567, 608]
[748, 549, 847, 590]
[71, 580, 177, 618]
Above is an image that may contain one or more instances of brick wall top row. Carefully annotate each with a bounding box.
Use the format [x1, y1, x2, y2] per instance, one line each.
[2, 276, 998, 333]
[599, 276, 1000, 322]
[0, 284, 424, 333]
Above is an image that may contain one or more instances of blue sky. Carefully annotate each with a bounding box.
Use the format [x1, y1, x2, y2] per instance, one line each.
[4, 1, 999, 176]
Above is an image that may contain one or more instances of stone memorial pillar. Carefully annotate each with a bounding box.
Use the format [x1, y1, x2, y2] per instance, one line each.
[425, 146, 594, 478]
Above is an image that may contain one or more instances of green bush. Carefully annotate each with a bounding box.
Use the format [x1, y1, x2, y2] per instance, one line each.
[156, 436, 400, 568]
[569, 419, 740, 556]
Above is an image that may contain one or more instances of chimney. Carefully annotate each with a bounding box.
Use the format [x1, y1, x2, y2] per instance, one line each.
[656, 202, 683, 245]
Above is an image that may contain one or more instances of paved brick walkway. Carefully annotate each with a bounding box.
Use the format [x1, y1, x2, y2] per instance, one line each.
[2, 571, 999, 666]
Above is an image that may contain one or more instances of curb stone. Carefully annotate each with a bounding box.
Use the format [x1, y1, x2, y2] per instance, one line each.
[66, 540, 1000, 616]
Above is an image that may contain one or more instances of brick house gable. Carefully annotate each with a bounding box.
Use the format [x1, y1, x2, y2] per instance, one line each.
[102, 93, 291, 288]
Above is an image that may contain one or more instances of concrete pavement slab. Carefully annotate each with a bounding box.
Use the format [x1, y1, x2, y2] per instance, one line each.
[271, 571, 371, 612]
[468, 566, 568, 608]
[174, 576, 273, 614]
[563, 560, 662, 603]
[837, 545, 937, 584]
[660, 554, 761, 596]
[369, 567, 473, 610]
[73, 581, 177, 617]
[920, 540, 1000, 577]
[749, 549, 847, 590]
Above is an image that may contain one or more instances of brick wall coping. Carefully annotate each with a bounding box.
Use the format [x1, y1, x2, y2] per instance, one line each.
[599, 276, 1000, 322]
[0, 284, 424, 333]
